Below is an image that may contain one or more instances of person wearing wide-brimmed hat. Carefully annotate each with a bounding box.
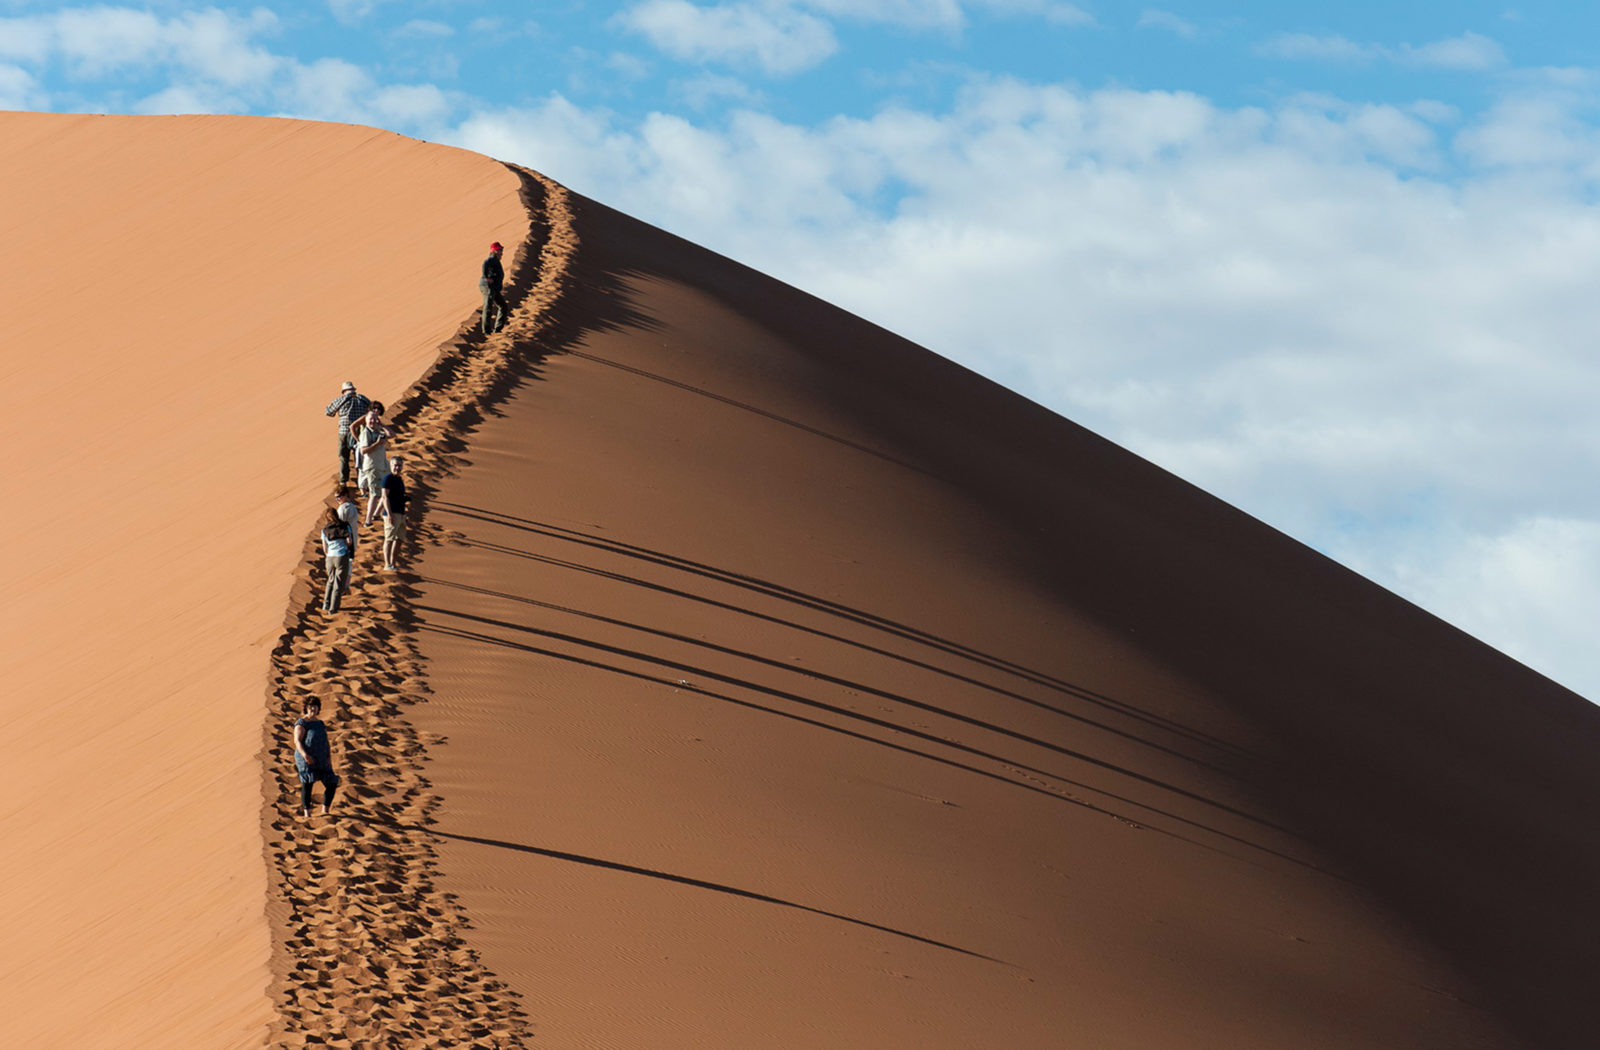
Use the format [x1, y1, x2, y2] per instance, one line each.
[324, 380, 371, 485]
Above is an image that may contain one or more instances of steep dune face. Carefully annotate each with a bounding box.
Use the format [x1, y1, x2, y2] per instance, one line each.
[398, 191, 1600, 1047]
[0, 113, 524, 1047]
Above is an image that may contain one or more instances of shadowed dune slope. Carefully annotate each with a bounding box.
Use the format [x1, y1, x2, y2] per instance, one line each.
[0, 112, 524, 1047]
[406, 190, 1600, 1048]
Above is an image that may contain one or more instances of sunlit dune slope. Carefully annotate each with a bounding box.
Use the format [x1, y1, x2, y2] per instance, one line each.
[0, 112, 524, 1048]
[404, 190, 1600, 1049]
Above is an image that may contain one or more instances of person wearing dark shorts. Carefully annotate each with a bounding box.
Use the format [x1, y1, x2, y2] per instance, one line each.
[480, 241, 508, 333]
[380, 457, 408, 571]
[293, 696, 340, 818]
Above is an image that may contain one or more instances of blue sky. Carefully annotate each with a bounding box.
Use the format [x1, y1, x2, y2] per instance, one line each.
[3, 1, 1598, 701]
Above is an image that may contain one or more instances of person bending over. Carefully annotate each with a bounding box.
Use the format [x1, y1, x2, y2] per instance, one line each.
[292, 696, 340, 818]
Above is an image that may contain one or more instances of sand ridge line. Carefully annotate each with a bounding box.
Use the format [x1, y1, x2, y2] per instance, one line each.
[259, 164, 577, 1048]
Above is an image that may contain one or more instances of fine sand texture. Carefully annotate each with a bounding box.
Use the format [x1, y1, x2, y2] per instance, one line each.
[379, 190, 1600, 1048]
[0, 111, 525, 1048]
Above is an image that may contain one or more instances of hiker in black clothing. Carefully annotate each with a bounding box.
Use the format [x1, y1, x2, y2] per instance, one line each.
[480, 241, 508, 334]
[377, 456, 409, 572]
[293, 696, 340, 818]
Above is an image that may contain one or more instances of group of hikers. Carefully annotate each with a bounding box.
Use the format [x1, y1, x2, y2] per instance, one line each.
[319, 381, 407, 615]
[292, 240, 510, 819]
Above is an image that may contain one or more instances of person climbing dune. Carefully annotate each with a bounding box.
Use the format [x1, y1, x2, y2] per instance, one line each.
[480, 240, 508, 334]
[324, 380, 371, 486]
[333, 488, 361, 592]
[354, 402, 392, 512]
[319, 506, 353, 614]
[292, 696, 340, 819]
[377, 456, 408, 572]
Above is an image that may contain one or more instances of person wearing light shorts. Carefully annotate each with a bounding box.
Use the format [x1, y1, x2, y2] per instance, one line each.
[354, 402, 392, 516]
[378, 457, 409, 571]
[333, 488, 361, 593]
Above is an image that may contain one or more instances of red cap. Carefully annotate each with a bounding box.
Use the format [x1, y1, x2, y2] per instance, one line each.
[490, 242, 503, 252]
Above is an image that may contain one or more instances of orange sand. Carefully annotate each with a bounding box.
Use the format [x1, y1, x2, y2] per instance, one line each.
[0, 112, 523, 1047]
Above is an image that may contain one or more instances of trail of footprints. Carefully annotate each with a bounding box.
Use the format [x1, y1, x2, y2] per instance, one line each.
[262, 165, 576, 1048]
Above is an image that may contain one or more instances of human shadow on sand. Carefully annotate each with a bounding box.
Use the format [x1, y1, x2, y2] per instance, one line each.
[345, 813, 1004, 964]
[430, 501, 1249, 761]
[414, 616, 1326, 877]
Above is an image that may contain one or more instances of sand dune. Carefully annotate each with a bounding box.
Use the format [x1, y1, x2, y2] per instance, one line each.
[0, 112, 524, 1047]
[5, 112, 1597, 1049]
[393, 192, 1600, 1048]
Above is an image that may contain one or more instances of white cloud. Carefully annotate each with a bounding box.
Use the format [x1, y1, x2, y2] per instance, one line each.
[970, 0, 1093, 26]
[1454, 74, 1600, 171]
[328, 0, 386, 26]
[606, 51, 653, 79]
[1407, 99, 1460, 124]
[1402, 31, 1507, 71]
[1456, 96, 1593, 168]
[1258, 33, 1378, 63]
[0, 6, 462, 132]
[394, 19, 455, 39]
[1356, 517, 1600, 697]
[1274, 96, 1442, 168]
[445, 79, 1600, 700]
[0, 62, 39, 107]
[613, 1, 838, 76]
[1261, 30, 1509, 73]
[1137, 10, 1197, 38]
[675, 71, 764, 109]
[0, 6, 281, 88]
[136, 82, 229, 115]
[614, 0, 1093, 74]
[370, 83, 452, 125]
[806, 0, 965, 30]
[271, 57, 459, 129]
[0, 19, 52, 64]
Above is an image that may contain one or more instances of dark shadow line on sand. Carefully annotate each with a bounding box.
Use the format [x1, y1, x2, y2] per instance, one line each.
[432, 502, 1251, 759]
[415, 599, 1291, 839]
[415, 619, 1328, 877]
[422, 570, 1240, 781]
[349, 813, 1003, 964]
[567, 349, 928, 475]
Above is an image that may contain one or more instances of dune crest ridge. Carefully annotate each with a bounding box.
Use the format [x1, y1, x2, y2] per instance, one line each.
[261, 167, 575, 1048]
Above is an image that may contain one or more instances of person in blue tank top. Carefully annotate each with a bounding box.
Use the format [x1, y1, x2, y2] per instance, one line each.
[292, 696, 340, 819]
[319, 507, 353, 614]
